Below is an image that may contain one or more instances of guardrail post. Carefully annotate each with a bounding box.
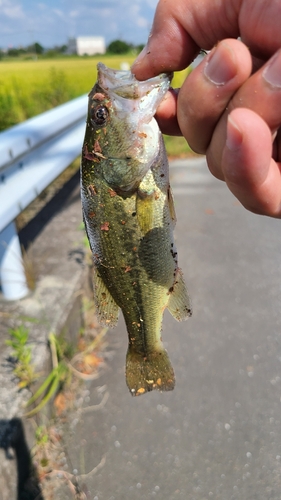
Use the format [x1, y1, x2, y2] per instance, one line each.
[0, 222, 29, 300]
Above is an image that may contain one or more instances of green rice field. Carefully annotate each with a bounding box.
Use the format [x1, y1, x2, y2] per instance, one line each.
[0, 55, 192, 156]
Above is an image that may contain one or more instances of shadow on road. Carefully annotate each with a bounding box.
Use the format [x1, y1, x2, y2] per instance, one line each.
[0, 418, 44, 500]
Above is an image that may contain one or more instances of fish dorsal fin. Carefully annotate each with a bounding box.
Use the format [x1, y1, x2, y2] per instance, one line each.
[93, 269, 119, 327]
[167, 268, 192, 321]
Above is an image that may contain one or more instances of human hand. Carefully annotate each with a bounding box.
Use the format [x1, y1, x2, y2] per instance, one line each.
[132, 0, 281, 217]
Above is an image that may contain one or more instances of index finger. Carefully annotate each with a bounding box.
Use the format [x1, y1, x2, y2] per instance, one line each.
[131, 0, 239, 80]
[131, 1, 199, 80]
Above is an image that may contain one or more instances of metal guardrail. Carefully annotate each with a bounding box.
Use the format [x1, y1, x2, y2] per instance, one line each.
[0, 94, 88, 300]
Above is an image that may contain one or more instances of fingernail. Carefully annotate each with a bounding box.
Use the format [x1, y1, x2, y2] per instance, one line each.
[263, 49, 281, 88]
[204, 42, 236, 85]
[226, 114, 243, 151]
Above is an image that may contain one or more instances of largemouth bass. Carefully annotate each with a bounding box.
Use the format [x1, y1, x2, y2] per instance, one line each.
[81, 63, 192, 396]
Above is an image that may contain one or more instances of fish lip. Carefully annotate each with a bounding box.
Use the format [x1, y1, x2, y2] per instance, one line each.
[96, 63, 172, 129]
[97, 62, 172, 100]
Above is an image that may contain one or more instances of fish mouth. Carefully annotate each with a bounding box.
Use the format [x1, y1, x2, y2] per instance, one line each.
[97, 63, 172, 122]
[97, 63, 172, 114]
[97, 63, 172, 169]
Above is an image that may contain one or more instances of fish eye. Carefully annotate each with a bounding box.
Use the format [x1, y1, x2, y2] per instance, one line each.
[90, 105, 109, 126]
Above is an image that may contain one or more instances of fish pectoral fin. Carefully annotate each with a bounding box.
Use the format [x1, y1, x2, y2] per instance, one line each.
[167, 268, 192, 321]
[167, 185, 177, 228]
[136, 190, 156, 235]
[126, 348, 175, 396]
[93, 269, 119, 327]
[136, 169, 158, 235]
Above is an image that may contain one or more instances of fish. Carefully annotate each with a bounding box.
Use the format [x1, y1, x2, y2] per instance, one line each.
[80, 63, 192, 396]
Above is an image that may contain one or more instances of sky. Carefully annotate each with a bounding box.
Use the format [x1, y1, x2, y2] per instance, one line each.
[0, 0, 158, 49]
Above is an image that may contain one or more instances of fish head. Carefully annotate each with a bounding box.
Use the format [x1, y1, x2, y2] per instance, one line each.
[83, 63, 171, 193]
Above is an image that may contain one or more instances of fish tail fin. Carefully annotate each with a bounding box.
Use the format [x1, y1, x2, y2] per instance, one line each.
[126, 348, 175, 396]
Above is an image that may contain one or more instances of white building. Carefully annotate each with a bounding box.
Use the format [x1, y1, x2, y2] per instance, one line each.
[67, 37, 106, 56]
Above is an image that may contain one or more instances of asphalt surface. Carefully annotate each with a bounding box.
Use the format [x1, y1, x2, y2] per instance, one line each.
[60, 156, 281, 500]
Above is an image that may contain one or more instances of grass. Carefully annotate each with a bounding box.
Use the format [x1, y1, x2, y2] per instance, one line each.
[6, 325, 39, 388]
[163, 134, 193, 158]
[0, 58, 98, 129]
[0, 55, 194, 155]
[0, 55, 136, 129]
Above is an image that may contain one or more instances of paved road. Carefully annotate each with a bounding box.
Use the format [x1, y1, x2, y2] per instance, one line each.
[64, 157, 281, 500]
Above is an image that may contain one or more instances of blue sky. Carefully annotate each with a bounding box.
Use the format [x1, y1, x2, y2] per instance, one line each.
[0, 0, 158, 49]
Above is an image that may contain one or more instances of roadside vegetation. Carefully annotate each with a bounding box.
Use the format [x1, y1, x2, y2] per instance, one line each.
[0, 40, 193, 156]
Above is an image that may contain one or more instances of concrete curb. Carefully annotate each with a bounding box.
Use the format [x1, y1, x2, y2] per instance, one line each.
[0, 171, 88, 497]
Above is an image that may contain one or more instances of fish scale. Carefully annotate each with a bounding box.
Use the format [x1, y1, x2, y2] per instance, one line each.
[81, 63, 192, 396]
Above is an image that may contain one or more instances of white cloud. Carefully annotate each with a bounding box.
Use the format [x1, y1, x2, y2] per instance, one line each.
[129, 4, 141, 16]
[69, 9, 79, 18]
[0, 0, 24, 19]
[98, 8, 113, 19]
[53, 8, 64, 18]
[136, 16, 149, 28]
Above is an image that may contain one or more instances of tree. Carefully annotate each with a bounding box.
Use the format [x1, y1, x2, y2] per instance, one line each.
[34, 42, 44, 55]
[7, 47, 24, 57]
[26, 42, 44, 54]
[106, 40, 132, 55]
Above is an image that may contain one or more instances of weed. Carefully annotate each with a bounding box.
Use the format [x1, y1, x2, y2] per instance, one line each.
[21, 244, 38, 291]
[6, 325, 39, 388]
[25, 333, 71, 417]
[6, 307, 106, 416]
[56, 330, 76, 360]
[25, 326, 107, 417]
[35, 425, 49, 447]
[25, 361, 69, 417]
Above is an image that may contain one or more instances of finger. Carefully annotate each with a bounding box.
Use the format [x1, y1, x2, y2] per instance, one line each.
[232, 49, 281, 131]
[155, 39, 252, 139]
[240, 0, 281, 59]
[155, 88, 182, 136]
[131, 0, 239, 80]
[132, 0, 281, 81]
[221, 108, 281, 217]
[208, 49, 281, 179]
[131, 0, 198, 80]
[176, 39, 252, 153]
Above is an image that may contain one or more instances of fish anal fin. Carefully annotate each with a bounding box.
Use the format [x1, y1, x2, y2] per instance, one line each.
[93, 269, 119, 327]
[167, 268, 192, 321]
[126, 348, 175, 396]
